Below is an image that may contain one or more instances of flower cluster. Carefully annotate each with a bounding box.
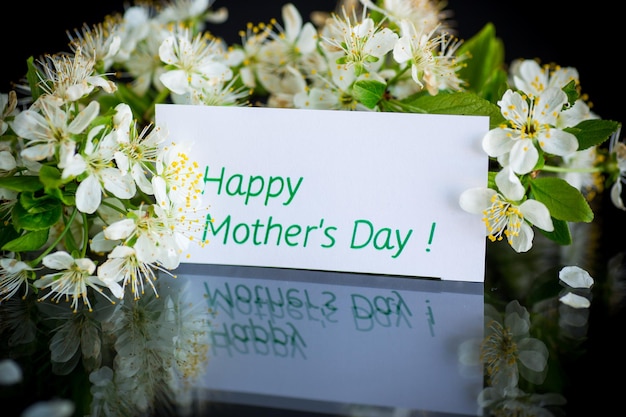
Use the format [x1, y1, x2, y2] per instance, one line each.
[0, 0, 624, 416]
[457, 265, 595, 416]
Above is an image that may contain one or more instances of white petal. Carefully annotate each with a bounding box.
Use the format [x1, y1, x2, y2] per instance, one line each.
[101, 168, 136, 199]
[559, 265, 594, 288]
[482, 128, 516, 157]
[365, 28, 399, 58]
[104, 218, 136, 241]
[459, 187, 496, 214]
[495, 167, 525, 201]
[519, 199, 554, 231]
[282, 3, 303, 42]
[68, 101, 99, 134]
[539, 129, 579, 156]
[42, 251, 74, 270]
[392, 35, 413, 63]
[510, 222, 534, 253]
[0, 151, 16, 170]
[533, 87, 567, 125]
[611, 181, 625, 210]
[61, 154, 88, 179]
[296, 23, 318, 54]
[90, 230, 118, 253]
[559, 292, 591, 308]
[509, 138, 539, 174]
[499, 89, 529, 124]
[158, 36, 178, 64]
[76, 175, 102, 214]
[160, 70, 191, 95]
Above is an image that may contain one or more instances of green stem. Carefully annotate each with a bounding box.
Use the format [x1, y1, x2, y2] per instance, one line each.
[80, 211, 89, 258]
[542, 165, 603, 174]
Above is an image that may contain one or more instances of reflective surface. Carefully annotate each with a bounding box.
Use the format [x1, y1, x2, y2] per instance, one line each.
[3, 195, 623, 417]
[1, 0, 625, 414]
[181, 264, 483, 416]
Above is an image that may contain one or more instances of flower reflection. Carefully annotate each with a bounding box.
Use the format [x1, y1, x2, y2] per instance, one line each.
[0, 275, 213, 417]
[464, 264, 597, 416]
[482, 300, 549, 391]
[477, 386, 566, 417]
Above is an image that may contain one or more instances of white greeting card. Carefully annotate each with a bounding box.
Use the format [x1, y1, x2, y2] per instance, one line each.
[156, 104, 488, 282]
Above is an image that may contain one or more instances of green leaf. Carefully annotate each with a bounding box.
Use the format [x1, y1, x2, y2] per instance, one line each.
[39, 165, 64, 188]
[0, 175, 43, 192]
[25, 57, 45, 102]
[39, 165, 77, 205]
[562, 80, 579, 105]
[0, 224, 20, 248]
[538, 217, 572, 245]
[2, 229, 49, 252]
[529, 177, 594, 222]
[477, 68, 509, 106]
[400, 91, 505, 128]
[457, 23, 506, 97]
[564, 119, 621, 151]
[352, 79, 387, 109]
[12, 195, 63, 231]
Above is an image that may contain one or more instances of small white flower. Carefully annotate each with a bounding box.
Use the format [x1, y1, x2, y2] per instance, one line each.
[510, 59, 579, 96]
[460, 167, 553, 253]
[393, 20, 465, 95]
[63, 125, 137, 214]
[359, 0, 452, 34]
[37, 47, 116, 102]
[97, 245, 165, 300]
[35, 251, 122, 312]
[159, 25, 233, 95]
[483, 88, 579, 175]
[11, 97, 99, 162]
[321, 6, 398, 77]
[255, 3, 321, 97]
[0, 257, 34, 302]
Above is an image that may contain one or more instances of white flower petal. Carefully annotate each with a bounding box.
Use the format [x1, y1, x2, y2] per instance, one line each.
[104, 218, 136, 241]
[482, 128, 516, 157]
[282, 3, 303, 42]
[611, 181, 625, 210]
[67, 101, 99, 134]
[533, 87, 567, 125]
[76, 174, 102, 214]
[539, 128, 579, 156]
[495, 167, 525, 201]
[509, 138, 539, 174]
[42, 251, 74, 270]
[519, 199, 554, 232]
[510, 222, 534, 253]
[160, 70, 191, 95]
[459, 187, 496, 214]
[101, 168, 136, 199]
[559, 292, 591, 308]
[559, 265, 594, 288]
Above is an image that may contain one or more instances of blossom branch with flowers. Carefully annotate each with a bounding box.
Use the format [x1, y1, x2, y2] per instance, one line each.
[0, 0, 624, 415]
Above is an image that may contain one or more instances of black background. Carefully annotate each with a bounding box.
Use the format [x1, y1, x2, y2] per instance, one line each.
[1, 0, 622, 124]
[1, 1, 623, 416]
